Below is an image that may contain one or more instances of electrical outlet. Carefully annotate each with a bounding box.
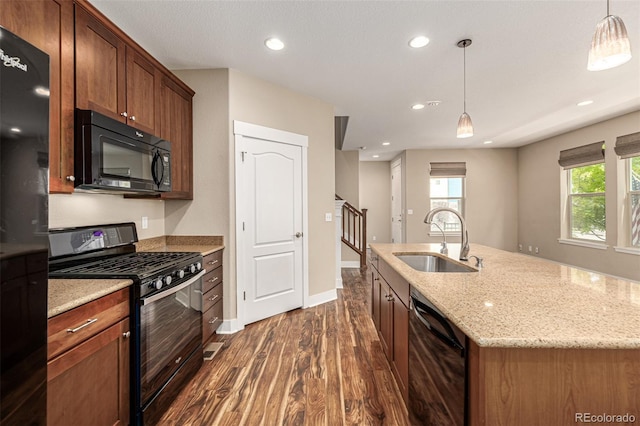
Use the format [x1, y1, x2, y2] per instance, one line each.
[535, 247, 539, 254]
[373, 236, 377, 241]
[325, 213, 332, 222]
[518, 244, 523, 252]
[142, 216, 148, 229]
[528, 245, 532, 252]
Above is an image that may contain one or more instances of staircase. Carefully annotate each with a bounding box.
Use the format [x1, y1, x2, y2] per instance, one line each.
[336, 195, 367, 268]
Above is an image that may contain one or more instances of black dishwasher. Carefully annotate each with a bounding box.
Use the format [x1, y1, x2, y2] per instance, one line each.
[409, 287, 467, 425]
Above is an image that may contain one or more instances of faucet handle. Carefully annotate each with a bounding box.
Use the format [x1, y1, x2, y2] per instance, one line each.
[469, 255, 483, 269]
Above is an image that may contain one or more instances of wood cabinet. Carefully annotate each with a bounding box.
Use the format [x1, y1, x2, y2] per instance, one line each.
[159, 76, 194, 199]
[47, 288, 130, 426]
[368, 255, 409, 403]
[0, 0, 76, 193]
[202, 250, 223, 343]
[75, 4, 160, 135]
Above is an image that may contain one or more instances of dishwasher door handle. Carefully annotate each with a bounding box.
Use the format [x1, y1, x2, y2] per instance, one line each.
[411, 296, 464, 354]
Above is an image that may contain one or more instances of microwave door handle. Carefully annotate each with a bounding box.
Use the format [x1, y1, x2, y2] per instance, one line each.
[141, 270, 206, 305]
[412, 296, 464, 353]
[151, 151, 163, 187]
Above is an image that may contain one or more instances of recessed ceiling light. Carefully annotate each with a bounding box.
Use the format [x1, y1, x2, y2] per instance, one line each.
[382, 141, 391, 146]
[409, 36, 430, 48]
[372, 154, 380, 158]
[483, 140, 493, 145]
[265, 37, 285, 51]
[10, 127, 21, 133]
[577, 100, 594, 107]
[412, 103, 425, 110]
[359, 146, 367, 150]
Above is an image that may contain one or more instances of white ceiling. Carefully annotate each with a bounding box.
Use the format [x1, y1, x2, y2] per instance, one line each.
[90, 0, 640, 161]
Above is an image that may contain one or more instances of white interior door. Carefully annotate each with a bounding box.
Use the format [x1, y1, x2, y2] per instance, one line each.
[235, 121, 307, 326]
[391, 158, 403, 243]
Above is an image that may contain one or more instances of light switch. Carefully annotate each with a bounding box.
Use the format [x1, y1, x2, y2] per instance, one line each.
[407, 209, 414, 215]
[325, 213, 332, 222]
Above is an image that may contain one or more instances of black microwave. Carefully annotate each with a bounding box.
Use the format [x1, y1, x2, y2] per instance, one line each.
[74, 109, 172, 194]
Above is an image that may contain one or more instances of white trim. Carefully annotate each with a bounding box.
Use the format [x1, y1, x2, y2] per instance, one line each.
[305, 288, 338, 308]
[557, 238, 609, 250]
[336, 277, 343, 289]
[341, 260, 361, 268]
[215, 318, 244, 335]
[613, 246, 640, 256]
[233, 120, 309, 329]
[233, 121, 308, 148]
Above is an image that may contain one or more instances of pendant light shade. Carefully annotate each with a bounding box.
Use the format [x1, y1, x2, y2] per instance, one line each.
[587, 1, 632, 71]
[456, 39, 473, 139]
[457, 112, 473, 138]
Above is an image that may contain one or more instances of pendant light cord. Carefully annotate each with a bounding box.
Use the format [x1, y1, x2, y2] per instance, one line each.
[463, 42, 467, 113]
[606, 0, 610, 16]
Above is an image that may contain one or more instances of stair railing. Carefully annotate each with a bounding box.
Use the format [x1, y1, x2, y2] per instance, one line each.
[336, 195, 367, 268]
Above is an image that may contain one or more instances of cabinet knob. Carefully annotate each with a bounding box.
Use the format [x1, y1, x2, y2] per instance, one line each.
[123, 331, 131, 338]
[120, 111, 128, 118]
[129, 115, 136, 121]
[66, 175, 75, 182]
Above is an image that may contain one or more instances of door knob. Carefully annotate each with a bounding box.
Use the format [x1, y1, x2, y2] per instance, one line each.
[295, 232, 303, 238]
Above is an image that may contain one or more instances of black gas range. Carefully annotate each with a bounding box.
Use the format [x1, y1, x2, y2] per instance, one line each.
[49, 222, 205, 425]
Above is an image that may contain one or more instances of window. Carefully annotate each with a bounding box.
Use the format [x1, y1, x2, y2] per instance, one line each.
[558, 141, 606, 244]
[615, 131, 640, 249]
[628, 156, 640, 247]
[429, 162, 466, 233]
[568, 163, 606, 241]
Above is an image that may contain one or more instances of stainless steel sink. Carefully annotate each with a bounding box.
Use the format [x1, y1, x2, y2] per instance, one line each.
[395, 254, 477, 273]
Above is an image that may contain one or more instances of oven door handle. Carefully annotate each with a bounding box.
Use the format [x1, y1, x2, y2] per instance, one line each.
[141, 270, 206, 305]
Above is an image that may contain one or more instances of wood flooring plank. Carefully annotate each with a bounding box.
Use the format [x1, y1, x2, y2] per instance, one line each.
[160, 267, 409, 426]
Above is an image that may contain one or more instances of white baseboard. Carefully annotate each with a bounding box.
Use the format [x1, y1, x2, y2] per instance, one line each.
[341, 260, 360, 268]
[336, 277, 343, 289]
[305, 288, 338, 308]
[215, 318, 244, 335]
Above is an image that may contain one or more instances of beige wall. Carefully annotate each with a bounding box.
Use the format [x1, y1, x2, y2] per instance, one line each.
[49, 192, 165, 239]
[335, 149, 359, 206]
[360, 161, 392, 244]
[518, 111, 640, 281]
[403, 148, 519, 251]
[172, 68, 336, 321]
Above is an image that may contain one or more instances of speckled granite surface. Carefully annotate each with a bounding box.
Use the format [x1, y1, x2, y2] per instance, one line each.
[48, 236, 224, 317]
[48, 279, 132, 318]
[370, 243, 640, 349]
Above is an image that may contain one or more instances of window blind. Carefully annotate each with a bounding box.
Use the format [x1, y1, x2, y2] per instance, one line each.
[429, 162, 466, 177]
[614, 131, 640, 159]
[557, 141, 605, 169]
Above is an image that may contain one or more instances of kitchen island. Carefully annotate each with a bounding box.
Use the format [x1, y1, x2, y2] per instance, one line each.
[370, 243, 640, 426]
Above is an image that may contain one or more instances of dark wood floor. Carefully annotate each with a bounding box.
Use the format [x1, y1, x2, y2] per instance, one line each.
[159, 268, 409, 425]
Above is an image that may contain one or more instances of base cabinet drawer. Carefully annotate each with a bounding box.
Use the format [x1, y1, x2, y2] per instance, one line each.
[203, 283, 223, 313]
[203, 301, 223, 343]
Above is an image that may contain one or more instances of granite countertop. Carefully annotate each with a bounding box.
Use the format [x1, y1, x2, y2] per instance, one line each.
[370, 243, 640, 350]
[48, 235, 224, 318]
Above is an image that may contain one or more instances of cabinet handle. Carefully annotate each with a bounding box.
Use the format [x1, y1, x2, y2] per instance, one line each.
[208, 317, 219, 324]
[208, 277, 219, 283]
[208, 259, 219, 265]
[207, 295, 219, 301]
[129, 115, 136, 121]
[175, 357, 182, 364]
[67, 318, 98, 333]
[66, 175, 75, 182]
[120, 111, 128, 118]
[123, 331, 131, 338]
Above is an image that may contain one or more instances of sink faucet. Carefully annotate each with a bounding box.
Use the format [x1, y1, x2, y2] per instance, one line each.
[424, 207, 470, 261]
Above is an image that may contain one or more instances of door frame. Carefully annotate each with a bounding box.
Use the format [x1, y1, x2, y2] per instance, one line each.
[391, 157, 403, 243]
[233, 120, 309, 329]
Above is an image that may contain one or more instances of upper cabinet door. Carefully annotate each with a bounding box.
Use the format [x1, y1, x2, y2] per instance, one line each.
[75, 5, 127, 123]
[125, 49, 160, 135]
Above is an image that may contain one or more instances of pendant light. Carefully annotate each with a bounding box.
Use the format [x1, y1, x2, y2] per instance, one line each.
[587, 0, 632, 71]
[456, 39, 473, 138]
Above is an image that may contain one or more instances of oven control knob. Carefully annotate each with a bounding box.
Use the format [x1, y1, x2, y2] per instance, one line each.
[154, 278, 163, 290]
[196, 262, 202, 271]
[164, 275, 172, 286]
[189, 264, 196, 273]
[177, 270, 185, 279]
